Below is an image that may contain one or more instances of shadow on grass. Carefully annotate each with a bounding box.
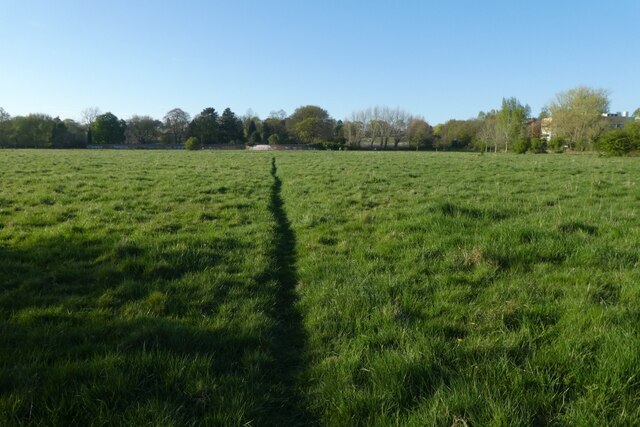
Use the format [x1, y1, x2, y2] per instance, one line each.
[0, 314, 269, 424]
[439, 202, 509, 221]
[258, 156, 315, 425]
[0, 237, 261, 424]
[0, 235, 240, 314]
[558, 221, 598, 236]
[0, 159, 315, 425]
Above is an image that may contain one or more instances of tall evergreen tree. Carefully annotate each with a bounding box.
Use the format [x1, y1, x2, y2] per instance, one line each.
[218, 108, 244, 143]
[51, 118, 70, 148]
[189, 108, 218, 144]
[247, 119, 258, 142]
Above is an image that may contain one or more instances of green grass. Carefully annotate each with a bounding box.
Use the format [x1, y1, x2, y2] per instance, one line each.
[1, 150, 640, 425]
[0, 150, 310, 425]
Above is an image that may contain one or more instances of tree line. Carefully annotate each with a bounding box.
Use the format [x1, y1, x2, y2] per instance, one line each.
[431, 88, 640, 155]
[1, 86, 638, 154]
[0, 105, 342, 149]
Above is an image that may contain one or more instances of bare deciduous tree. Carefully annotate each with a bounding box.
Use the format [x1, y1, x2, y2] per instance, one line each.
[345, 106, 413, 149]
[81, 107, 101, 128]
[0, 107, 10, 122]
[163, 108, 191, 145]
[389, 108, 411, 148]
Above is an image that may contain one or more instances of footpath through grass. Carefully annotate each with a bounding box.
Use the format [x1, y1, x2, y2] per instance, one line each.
[1, 150, 639, 425]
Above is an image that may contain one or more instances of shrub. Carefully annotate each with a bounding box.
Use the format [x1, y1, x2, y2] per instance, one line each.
[624, 120, 640, 148]
[184, 137, 201, 151]
[321, 141, 344, 150]
[548, 136, 566, 153]
[512, 138, 531, 154]
[268, 134, 280, 145]
[597, 129, 637, 156]
[530, 137, 547, 153]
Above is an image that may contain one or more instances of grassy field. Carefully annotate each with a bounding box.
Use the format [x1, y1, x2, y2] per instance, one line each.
[1, 150, 639, 425]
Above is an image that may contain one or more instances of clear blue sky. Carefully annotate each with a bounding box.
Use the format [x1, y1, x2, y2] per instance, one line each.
[1, 0, 639, 124]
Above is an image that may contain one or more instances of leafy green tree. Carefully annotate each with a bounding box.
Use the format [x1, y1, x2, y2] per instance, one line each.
[407, 118, 433, 150]
[163, 108, 191, 145]
[189, 108, 218, 144]
[286, 105, 334, 143]
[437, 119, 482, 150]
[263, 117, 288, 144]
[0, 108, 10, 146]
[218, 108, 244, 144]
[495, 97, 530, 152]
[291, 117, 320, 144]
[51, 119, 70, 148]
[65, 119, 88, 147]
[92, 112, 126, 145]
[48, 118, 86, 148]
[633, 108, 640, 119]
[548, 86, 609, 150]
[126, 115, 161, 144]
[10, 114, 55, 148]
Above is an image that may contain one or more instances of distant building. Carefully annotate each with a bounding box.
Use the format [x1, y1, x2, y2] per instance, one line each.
[602, 112, 634, 129]
[526, 118, 542, 139]
[541, 117, 553, 141]
[539, 112, 633, 141]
